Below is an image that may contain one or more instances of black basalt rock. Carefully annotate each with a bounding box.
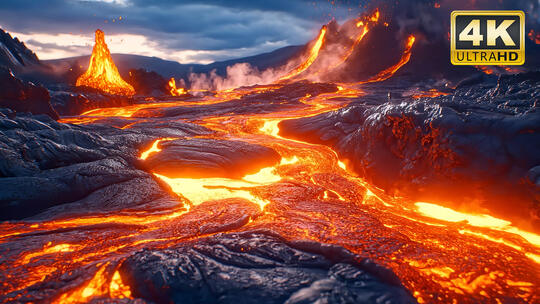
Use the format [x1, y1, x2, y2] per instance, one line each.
[279, 72, 540, 229]
[143, 138, 281, 178]
[120, 230, 416, 304]
[0, 67, 59, 119]
[0, 109, 211, 220]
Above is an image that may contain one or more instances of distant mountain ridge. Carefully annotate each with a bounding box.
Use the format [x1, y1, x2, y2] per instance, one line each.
[0, 27, 303, 85]
[45, 45, 303, 81]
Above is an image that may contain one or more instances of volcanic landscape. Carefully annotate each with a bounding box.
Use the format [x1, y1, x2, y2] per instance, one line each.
[0, 2, 539, 304]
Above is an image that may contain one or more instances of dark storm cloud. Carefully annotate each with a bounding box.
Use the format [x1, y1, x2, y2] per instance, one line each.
[0, 0, 359, 62]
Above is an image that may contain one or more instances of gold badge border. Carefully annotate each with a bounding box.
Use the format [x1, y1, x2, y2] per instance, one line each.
[450, 10, 525, 65]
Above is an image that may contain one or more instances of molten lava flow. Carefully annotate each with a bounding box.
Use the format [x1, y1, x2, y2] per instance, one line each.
[370, 8, 380, 22]
[76, 29, 135, 96]
[279, 26, 326, 81]
[151, 152, 292, 211]
[416, 202, 540, 248]
[21, 243, 78, 264]
[333, 9, 379, 68]
[359, 35, 416, 84]
[58, 90, 248, 125]
[154, 167, 278, 210]
[476, 65, 523, 76]
[341, 25, 369, 62]
[168, 78, 187, 96]
[476, 65, 495, 75]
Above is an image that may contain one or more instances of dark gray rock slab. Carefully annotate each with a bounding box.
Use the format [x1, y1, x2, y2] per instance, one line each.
[120, 230, 416, 304]
[0, 109, 211, 220]
[144, 138, 281, 178]
[0, 67, 58, 119]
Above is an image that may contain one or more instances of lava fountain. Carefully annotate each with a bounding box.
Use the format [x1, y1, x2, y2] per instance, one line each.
[168, 78, 187, 96]
[76, 29, 135, 96]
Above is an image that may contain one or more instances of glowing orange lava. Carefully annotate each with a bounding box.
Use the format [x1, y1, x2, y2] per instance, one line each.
[76, 29, 135, 96]
[279, 26, 327, 81]
[3, 81, 540, 303]
[528, 29, 540, 44]
[168, 77, 187, 96]
[3, 21, 540, 304]
[139, 137, 178, 160]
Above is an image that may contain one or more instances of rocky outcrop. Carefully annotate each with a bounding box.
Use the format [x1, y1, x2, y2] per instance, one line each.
[0, 29, 39, 69]
[50, 90, 134, 116]
[0, 109, 211, 220]
[126, 68, 169, 96]
[280, 72, 540, 227]
[0, 67, 58, 119]
[120, 230, 416, 304]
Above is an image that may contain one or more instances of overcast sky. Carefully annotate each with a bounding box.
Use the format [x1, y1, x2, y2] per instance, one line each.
[0, 0, 363, 64]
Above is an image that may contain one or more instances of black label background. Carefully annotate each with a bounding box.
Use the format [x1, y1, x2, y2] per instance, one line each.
[454, 15, 520, 50]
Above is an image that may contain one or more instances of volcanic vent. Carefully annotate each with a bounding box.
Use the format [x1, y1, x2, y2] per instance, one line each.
[76, 29, 135, 96]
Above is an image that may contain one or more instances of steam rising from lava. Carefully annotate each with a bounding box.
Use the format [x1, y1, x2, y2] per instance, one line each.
[76, 29, 135, 96]
[186, 7, 418, 91]
[184, 0, 539, 92]
[188, 63, 284, 92]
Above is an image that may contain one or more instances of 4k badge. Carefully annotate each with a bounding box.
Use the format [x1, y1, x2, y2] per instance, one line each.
[451, 10, 525, 65]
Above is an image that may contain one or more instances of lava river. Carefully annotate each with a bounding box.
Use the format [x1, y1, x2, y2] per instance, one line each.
[1, 82, 539, 303]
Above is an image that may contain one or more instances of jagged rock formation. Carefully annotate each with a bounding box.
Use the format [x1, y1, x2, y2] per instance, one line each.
[0, 29, 39, 69]
[0, 67, 58, 119]
[126, 68, 169, 96]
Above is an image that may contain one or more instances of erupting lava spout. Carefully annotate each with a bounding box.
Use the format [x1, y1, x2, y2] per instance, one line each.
[168, 78, 187, 96]
[327, 9, 380, 72]
[76, 29, 135, 96]
[279, 26, 327, 81]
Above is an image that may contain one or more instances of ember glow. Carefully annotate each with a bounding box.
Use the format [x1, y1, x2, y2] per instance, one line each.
[139, 137, 178, 159]
[410, 88, 450, 99]
[528, 29, 540, 44]
[76, 29, 135, 96]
